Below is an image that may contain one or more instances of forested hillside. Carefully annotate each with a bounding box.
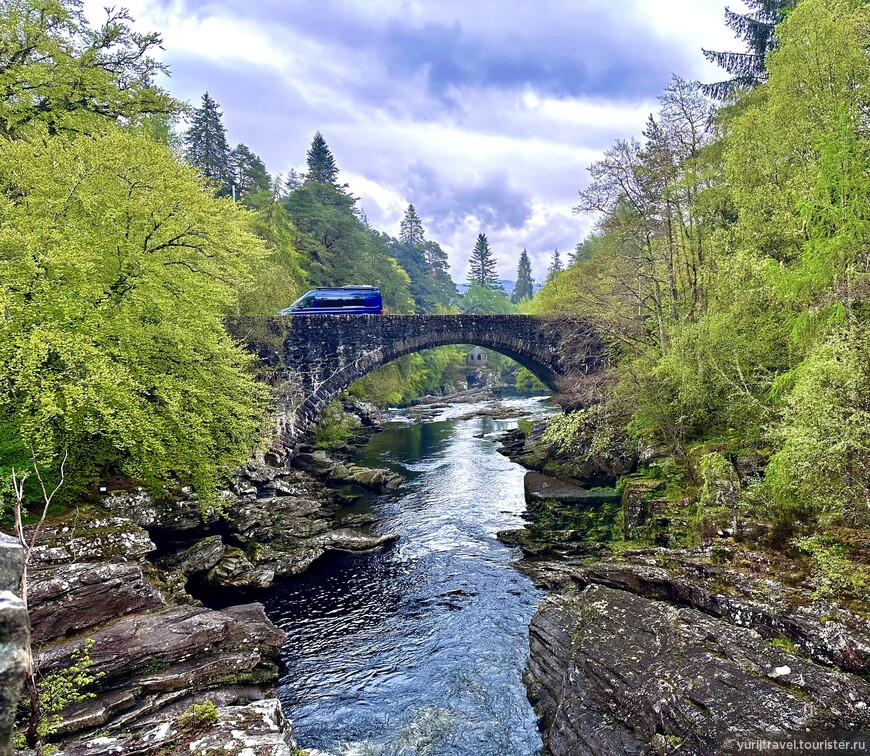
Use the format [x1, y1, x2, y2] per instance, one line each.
[529, 0, 870, 587]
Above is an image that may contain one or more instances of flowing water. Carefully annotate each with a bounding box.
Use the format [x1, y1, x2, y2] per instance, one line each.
[263, 396, 553, 756]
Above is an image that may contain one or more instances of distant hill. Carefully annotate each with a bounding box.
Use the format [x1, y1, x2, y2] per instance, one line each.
[456, 280, 542, 297]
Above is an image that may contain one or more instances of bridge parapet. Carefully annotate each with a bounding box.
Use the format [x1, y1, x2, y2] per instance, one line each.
[226, 315, 602, 460]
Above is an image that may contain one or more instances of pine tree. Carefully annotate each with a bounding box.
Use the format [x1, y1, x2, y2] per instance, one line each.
[512, 249, 534, 303]
[184, 92, 231, 191]
[423, 240, 450, 276]
[400, 204, 425, 246]
[467, 233, 499, 287]
[546, 248, 563, 283]
[283, 169, 303, 194]
[702, 1, 797, 98]
[306, 131, 339, 184]
[229, 143, 270, 198]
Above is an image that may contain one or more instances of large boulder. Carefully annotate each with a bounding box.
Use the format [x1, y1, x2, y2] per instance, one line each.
[528, 583, 870, 755]
[36, 603, 285, 739]
[28, 562, 164, 644]
[156, 536, 225, 577]
[328, 463, 403, 492]
[206, 547, 275, 590]
[524, 472, 620, 506]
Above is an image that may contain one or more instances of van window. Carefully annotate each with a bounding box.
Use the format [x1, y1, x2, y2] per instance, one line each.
[318, 294, 366, 308]
[294, 293, 316, 309]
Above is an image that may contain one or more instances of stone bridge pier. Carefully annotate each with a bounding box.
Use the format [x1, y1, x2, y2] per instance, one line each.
[227, 315, 603, 460]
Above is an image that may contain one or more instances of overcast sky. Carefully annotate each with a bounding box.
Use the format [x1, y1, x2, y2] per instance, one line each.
[82, 0, 744, 283]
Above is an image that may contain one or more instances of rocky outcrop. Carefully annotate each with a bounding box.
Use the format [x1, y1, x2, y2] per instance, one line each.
[28, 561, 164, 645]
[569, 559, 870, 674]
[528, 581, 870, 756]
[294, 450, 403, 493]
[0, 534, 28, 756]
[497, 473, 622, 561]
[55, 699, 299, 755]
[9, 452, 404, 751]
[497, 412, 636, 488]
[15, 499, 290, 751]
[36, 602, 285, 738]
[30, 506, 156, 565]
[524, 472, 620, 506]
[102, 489, 216, 534]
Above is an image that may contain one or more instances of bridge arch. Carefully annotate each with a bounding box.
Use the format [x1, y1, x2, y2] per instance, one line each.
[227, 314, 603, 457]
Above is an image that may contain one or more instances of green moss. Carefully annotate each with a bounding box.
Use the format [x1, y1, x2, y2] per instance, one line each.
[767, 636, 800, 655]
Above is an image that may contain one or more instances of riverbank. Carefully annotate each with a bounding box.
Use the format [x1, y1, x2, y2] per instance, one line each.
[492, 422, 870, 755]
[2, 399, 410, 754]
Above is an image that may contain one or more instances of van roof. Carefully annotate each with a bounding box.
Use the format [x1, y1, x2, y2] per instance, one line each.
[314, 286, 379, 292]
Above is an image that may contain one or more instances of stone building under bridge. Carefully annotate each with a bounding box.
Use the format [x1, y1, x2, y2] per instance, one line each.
[466, 346, 488, 366]
[466, 346, 492, 388]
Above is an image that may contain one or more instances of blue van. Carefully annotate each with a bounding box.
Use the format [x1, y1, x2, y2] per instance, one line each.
[279, 286, 384, 315]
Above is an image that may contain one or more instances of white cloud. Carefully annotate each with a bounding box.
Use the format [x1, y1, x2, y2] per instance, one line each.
[82, 0, 741, 282]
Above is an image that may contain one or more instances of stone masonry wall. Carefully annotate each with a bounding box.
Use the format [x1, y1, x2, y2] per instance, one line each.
[226, 314, 603, 460]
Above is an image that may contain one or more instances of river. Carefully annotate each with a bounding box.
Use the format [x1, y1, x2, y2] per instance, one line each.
[262, 396, 552, 756]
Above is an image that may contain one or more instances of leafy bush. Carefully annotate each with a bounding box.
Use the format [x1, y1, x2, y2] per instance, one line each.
[178, 700, 220, 733]
[314, 401, 363, 447]
[793, 534, 870, 601]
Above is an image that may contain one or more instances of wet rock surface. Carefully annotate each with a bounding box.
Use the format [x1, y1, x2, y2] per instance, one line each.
[528, 580, 870, 756]
[523, 471, 620, 506]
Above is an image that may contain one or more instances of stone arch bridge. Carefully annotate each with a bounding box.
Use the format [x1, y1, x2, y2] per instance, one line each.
[227, 315, 603, 458]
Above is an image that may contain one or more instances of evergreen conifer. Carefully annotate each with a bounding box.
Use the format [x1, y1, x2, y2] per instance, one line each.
[467, 233, 500, 287]
[400, 204, 425, 247]
[513, 249, 534, 303]
[702, 1, 797, 98]
[546, 248, 563, 282]
[306, 131, 339, 184]
[229, 143, 270, 197]
[183, 92, 231, 192]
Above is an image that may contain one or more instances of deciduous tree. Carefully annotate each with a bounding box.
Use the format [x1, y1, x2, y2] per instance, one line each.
[0, 128, 268, 500]
[0, 0, 176, 138]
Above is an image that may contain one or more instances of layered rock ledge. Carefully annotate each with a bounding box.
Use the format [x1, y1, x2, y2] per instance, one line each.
[528, 577, 870, 755]
[10, 450, 400, 752]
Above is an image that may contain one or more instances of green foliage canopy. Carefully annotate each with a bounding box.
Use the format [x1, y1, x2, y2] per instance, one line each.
[0, 129, 268, 498]
[0, 0, 176, 137]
